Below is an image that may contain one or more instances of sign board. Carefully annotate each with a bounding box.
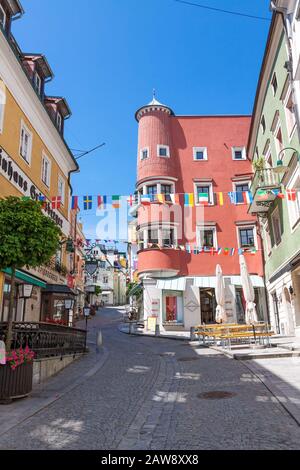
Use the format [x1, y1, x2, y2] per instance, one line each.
[0, 340, 6, 365]
[147, 316, 157, 332]
[151, 298, 160, 315]
[84, 307, 90, 317]
[0, 147, 69, 234]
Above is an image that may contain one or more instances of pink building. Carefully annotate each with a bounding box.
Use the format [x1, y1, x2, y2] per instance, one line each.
[134, 97, 267, 331]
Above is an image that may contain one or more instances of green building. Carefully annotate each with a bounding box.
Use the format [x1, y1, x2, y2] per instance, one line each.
[248, 11, 300, 337]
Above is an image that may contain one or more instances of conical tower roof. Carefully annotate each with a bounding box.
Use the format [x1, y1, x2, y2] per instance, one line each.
[135, 93, 174, 121]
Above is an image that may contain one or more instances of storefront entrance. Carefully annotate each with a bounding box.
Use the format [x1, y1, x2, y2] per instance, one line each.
[163, 290, 184, 324]
[200, 288, 216, 324]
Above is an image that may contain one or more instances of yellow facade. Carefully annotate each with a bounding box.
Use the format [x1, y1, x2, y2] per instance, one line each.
[0, 80, 69, 222]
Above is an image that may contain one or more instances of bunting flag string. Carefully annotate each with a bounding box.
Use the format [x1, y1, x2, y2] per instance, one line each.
[20, 189, 300, 212]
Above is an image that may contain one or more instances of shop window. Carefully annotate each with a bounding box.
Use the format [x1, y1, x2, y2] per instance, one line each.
[163, 290, 183, 323]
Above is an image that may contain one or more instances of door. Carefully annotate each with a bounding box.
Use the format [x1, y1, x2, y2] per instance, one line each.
[200, 288, 216, 324]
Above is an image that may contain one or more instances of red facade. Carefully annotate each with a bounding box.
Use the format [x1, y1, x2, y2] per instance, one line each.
[136, 100, 264, 279]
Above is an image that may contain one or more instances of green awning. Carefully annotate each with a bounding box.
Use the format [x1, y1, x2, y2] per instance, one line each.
[2, 268, 47, 288]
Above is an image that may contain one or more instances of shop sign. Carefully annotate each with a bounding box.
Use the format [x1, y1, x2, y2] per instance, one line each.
[0, 146, 69, 234]
[147, 316, 157, 332]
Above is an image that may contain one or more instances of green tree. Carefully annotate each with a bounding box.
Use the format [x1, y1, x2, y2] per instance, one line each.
[94, 286, 102, 296]
[0, 197, 62, 350]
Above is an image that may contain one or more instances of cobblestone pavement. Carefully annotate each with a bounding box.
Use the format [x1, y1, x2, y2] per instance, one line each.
[0, 307, 300, 450]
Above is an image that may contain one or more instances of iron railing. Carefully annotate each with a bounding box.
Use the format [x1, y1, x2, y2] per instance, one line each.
[250, 168, 282, 194]
[0, 322, 87, 358]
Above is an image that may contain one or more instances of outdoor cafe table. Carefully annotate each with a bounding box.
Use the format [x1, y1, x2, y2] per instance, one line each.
[194, 323, 272, 347]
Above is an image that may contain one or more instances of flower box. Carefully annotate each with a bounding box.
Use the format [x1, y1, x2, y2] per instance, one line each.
[0, 361, 33, 403]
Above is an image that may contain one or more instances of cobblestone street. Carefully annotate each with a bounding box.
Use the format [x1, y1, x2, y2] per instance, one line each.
[0, 307, 300, 450]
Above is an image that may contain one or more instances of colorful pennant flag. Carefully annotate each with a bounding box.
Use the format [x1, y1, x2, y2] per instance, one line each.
[230, 248, 235, 256]
[157, 194, 166, 204]
[223, 248, 230, 256]
[277, 192, 285, 199]
[238, 248, 244, 255]
[97, 195, 107, 210]
[170, 194, 180, 205]
[52, 196, 61, 209]
[271, 189, 280, 197]
[186, 244, 191, 253]
[71, 196, 78, 210]
[217, 247, 222, 255]
[184, 193, 194, 207]
[83, 196, 92, 210]
[127, 195, 135, 206]
[256, 189, 269, 200]
[228, 192, 238, 205]
[141, 195, 151, 205]
[217, 192, 224, 206]
[198, 192, 209, 205]
[39, 195, 47, 209]
[243, 191, 253, 204]
[287, 189, 297, 201]
[112, 195, 120, 209]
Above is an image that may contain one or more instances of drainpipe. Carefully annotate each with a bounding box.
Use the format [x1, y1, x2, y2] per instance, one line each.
[257, 220, 271, 324]
[270, 2, 300, 144]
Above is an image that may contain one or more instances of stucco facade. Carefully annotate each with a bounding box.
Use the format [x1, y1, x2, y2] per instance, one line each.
[0, 0, 78, 324]
[134, 98, 267, 332]
[248, 12, 300, 336]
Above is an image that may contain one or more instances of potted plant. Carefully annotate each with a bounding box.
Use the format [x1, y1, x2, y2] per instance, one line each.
[253, 156, 265, 172]
[0, 346, 35, 403]
[0, 197, 61, 401]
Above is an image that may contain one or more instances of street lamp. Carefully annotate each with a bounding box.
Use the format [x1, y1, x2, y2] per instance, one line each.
[18, 284, 34, 322]
[274, 147, 299, 174]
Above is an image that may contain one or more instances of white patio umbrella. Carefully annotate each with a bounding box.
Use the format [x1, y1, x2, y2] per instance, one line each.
[239, 255, 258, 324]
[215, 264, 227, 323]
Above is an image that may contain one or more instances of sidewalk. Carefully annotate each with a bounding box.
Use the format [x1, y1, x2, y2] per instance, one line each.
[0, 326, 108, 437]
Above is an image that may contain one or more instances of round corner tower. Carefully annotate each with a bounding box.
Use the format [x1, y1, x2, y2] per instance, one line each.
[135, 97, 177, 182]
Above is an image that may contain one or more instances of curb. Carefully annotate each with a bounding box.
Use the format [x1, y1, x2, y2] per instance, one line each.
[118, 324, 191, 342]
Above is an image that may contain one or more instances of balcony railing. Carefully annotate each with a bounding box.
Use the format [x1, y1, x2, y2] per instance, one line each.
[250, 168, 282, 194]
[0, 322, 87, 358]
[249, 168, 283, 215]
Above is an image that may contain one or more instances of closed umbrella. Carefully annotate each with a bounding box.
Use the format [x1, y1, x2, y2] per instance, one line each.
[215, 264, 227, 323]
[239, 255, 258, 324]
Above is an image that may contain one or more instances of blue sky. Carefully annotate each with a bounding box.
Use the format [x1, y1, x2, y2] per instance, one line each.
[14, 0, 272, 239]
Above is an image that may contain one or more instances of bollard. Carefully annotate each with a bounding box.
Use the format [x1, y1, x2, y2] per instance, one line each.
[190, 326, 195, 341]
[96, 330, 103, 347]
[155, 324, 160, 337]
[96, 330, 103, 353]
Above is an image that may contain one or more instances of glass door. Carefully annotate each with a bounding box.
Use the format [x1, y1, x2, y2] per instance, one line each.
[200, 288, 216, 324]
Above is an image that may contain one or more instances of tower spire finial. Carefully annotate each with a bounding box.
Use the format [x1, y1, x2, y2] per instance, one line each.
[152, 88, 156, 100]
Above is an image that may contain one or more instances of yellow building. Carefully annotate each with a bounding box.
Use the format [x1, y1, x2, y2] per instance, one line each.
[0, 0, 79, 323]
